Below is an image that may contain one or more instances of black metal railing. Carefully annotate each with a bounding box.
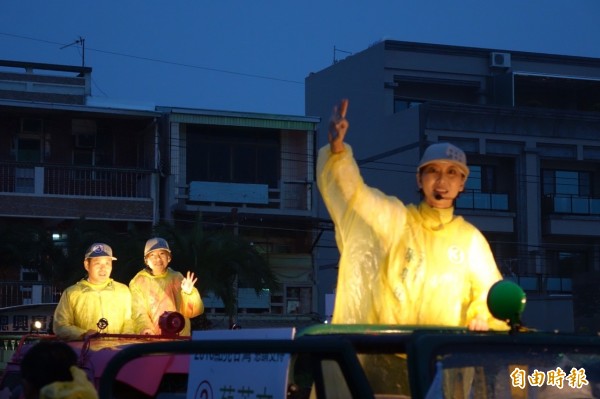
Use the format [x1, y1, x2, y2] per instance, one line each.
[0, 162, 153, 199]
[505, 274, 572, 294]
[0, 282, 61, 308]
[543, 194, 600, 215]
[456, 190, 509, 211]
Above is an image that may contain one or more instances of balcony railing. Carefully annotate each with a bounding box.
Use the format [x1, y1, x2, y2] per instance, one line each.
[0, 282, 61, 308]
[0, 163, 153, 199]
[456, 189, 509, 211]
[505, 274, 572, 294]
[543, 194, 600, 215]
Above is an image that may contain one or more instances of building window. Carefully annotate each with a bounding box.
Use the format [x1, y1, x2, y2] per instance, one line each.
[547, 251, 587, 277]
[17, 118, 44, 163]
[285, 286, 311, 314]
[187, 125, 279, 187]
[543, 170, 591, 196]
[456, 165, 508, 210]
[542, 170, 598, 214]
[392, 79, 480, 107]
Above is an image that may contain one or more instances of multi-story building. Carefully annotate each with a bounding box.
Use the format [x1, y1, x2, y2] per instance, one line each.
[0, 60, 160, 306]
[306, 40, 600, 332]
[0, 59, 321, 328]
[158, 106, 320, 326]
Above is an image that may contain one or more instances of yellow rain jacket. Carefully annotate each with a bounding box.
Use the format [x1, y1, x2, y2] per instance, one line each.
[53, 279, 134, 340]
[317, 144, 506, 329]
[39, 366, 98, 399]
[129, 268, 203, 336]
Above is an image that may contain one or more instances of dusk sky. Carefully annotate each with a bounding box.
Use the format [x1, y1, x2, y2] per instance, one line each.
[2, 1, 599, 116]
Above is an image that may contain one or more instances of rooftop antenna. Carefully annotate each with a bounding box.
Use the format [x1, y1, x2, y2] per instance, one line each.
[60, 36, 85, 67]
[333, 45, 352, 64]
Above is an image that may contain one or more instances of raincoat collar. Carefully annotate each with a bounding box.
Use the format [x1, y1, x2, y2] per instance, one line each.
[419, 201, 455, 231]
[79, 278, 114, 291]
[142, 267, 172, 278]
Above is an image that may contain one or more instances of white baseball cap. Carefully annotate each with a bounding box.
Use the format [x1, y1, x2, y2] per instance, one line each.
[418, 142, 469, 177]
[144, 237, 171, 257]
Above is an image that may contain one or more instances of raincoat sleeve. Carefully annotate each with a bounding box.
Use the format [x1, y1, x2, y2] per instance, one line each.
[317, 144, 408, 324]
[465, 230, 509, 331]
[317, 144, 408, 251]
[53, 289, 87, 341]
[129, 276, 155, 334]
[179, 286, 203, 319]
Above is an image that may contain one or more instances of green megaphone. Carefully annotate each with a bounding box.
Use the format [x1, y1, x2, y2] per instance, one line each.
[487, 280, 526, 331]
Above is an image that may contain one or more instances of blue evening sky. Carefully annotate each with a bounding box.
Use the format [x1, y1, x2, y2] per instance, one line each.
[2, 1, 599, 116]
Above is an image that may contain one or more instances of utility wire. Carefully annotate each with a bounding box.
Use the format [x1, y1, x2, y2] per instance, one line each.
[0, 32, 304, 85]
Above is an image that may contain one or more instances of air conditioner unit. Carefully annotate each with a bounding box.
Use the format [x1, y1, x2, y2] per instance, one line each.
[490, 52, 511, 68]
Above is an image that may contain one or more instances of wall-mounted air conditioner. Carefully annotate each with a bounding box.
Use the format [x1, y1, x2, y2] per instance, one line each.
[490, 52, 511, 68]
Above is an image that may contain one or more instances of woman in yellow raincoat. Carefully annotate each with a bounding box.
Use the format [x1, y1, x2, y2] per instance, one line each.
[129, 237, 203, 336]
[318, 99, 506, 331]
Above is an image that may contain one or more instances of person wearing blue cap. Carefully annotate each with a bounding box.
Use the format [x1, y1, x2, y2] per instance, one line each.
[129, 237, 203, 336]
[53, 243, 134, 340]
[318, 99, 506, 331]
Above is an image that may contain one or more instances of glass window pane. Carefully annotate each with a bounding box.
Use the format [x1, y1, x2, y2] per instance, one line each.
[579, 171, 591, 196]
[553, 196, 571, 212]
[209, 143, 230, 181]
[558, 251, 586, 276]
[572, 197, 589, 214]
[257, 146, 278, 187]
[18, 138, 41, 162]
[590, 199, 600, 214]
[519, 277, 538, 291]
[555, 171, 578, 195]
[562, 278, 572, 291]
[465, 165, 481, 191]
[491, 194, 508, 210]
[456, 193, 473, 209]
[233, 145, 255, 183]
[186, 126, 280, 186]
[473, 192, 491, 209]
[546, 277, 561, 291]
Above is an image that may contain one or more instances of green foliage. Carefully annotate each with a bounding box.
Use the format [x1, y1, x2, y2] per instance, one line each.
[0, 220, 58, 280]
[152, 214, 279, 319]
